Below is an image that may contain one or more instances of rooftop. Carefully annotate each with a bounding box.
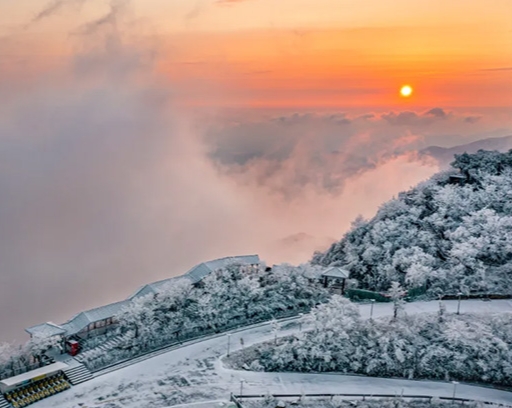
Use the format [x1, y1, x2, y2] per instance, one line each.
[27, 254, 260, 339]
[60, 300, 130, 336]
[321, 266, 350, 279]
[0, 362, 68, 389]
[25, 322, 66, 338]
[130, 254, 260, 299]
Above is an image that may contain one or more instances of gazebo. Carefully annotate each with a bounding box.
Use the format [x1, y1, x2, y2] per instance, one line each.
[320, 267, 350, 294]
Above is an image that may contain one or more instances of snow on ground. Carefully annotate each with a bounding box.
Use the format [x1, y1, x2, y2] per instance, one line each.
[32, 300, 512, 408]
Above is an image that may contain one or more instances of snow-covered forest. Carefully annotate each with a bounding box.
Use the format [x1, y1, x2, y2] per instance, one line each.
[229, 296, 512, 387]
[312, 150, 512, 296]
[81, 263, 329, 370]
[0, 263, 327, 378]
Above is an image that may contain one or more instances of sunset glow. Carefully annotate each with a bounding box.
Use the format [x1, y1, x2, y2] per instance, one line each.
[1, 0, 512, 345]
[0, 1, 511, 109]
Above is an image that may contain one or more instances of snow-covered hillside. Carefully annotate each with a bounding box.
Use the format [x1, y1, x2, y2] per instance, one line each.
[31, 300, 512, 408]
[228, 297, 512, 387]
[313, 150, 512, 295]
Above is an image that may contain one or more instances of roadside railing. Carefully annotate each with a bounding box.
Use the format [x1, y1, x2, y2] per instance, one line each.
[83, 306, 312, 373]
[441, 293, 512, 300]
[231, 393, 512, 407]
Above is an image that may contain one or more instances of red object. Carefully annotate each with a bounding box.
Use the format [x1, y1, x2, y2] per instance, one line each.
[67, 340, 80, 356]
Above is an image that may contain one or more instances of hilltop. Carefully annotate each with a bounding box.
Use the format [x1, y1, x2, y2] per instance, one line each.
[312, 150, 512, 296]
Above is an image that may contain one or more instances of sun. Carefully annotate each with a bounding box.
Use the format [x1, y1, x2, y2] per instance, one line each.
[400, 85, 413, 97]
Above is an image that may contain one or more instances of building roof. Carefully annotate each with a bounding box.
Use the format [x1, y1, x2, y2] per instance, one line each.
[27, 254, 260, 339]
[0, 362, 68, 390]
[130, 255, 260, 298]
[25, 322, 66, 338]
[184, 255, 260, 284]
[129, 283, 159, 300]
[321, 267, 349, 279]
[60, 300, 130, 336]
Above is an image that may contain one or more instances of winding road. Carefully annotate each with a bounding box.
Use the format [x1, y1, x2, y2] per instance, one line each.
[32, 299, 512, 408]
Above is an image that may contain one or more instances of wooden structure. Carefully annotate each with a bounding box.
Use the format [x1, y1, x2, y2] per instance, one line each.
[320, 267, 349, 294]
[448, 174, 466, 185]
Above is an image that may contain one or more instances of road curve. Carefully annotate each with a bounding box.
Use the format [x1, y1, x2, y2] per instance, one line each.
[32, 299, 512, 407]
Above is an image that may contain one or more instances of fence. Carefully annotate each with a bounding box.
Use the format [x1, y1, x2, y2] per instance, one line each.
[231, 393, 512, 407]
[81, 290, 512, 372]
[345, 289, 391, 302]
[346, 288, 512, 303]
[441, 293, 512, 301]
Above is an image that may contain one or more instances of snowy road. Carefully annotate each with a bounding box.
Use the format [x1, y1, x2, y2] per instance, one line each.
[32, 299, 512, 408]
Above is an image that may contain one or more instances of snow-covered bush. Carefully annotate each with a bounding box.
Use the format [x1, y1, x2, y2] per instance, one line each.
[0, 338, 59, 380]
[232, 296, 512, 387]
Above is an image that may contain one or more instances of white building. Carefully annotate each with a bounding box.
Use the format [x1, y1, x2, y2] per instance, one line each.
[25, 255, 260, 342]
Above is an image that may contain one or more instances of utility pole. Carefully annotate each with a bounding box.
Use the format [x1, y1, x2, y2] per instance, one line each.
[452, 381, 459, 403]
[227, 333, 231, 357]
[457, 292, 462, 315]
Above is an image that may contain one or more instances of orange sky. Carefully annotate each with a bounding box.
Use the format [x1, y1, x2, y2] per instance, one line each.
[1, 0, 511, 109]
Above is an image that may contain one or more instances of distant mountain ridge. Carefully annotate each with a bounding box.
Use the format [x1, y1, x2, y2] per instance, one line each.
[421, 135, 512, 167]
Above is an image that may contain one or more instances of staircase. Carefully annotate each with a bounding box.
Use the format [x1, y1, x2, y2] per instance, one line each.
[62, 363, 93, 385]
[0, 394, 12, 408]
[75, 331, 134, 364]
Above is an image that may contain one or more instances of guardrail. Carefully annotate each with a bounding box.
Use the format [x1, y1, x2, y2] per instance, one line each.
[230, 393, 512, 407]
[82, 294, 512, 373]
[441, 293, 512, 300]
[90, 310, 307, 376]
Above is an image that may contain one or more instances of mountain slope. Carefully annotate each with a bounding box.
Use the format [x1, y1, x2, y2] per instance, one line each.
[312, 150, 512, 296]
[421, 135, 512, 167]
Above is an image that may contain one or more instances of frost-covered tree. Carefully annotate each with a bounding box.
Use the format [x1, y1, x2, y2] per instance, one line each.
[236, 298, 512, 387]
[77, 262, 330, 370]
[312, 150, 512, 296]
[270, 319, 280, 344]
[388, 282, 406, 320]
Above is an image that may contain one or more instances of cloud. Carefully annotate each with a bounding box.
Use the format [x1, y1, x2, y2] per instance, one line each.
[381, 111, 420, 126]
[464, 115, 481, 124]
[206, 112, 433, 197]
[425, 107, 447, 118]
[32, 0, 86, 23]
[216, 0, 251, 4]
[205, 108, 505, 200]
[382, 108, 452, 126]
[479, 67, 512, 72]
[244, 69, 274, 75]
[185, 1, 206, 20]
[0, 2, 257, 342]
[74, 0, 129, 36]
[69, 0, 157, 81]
